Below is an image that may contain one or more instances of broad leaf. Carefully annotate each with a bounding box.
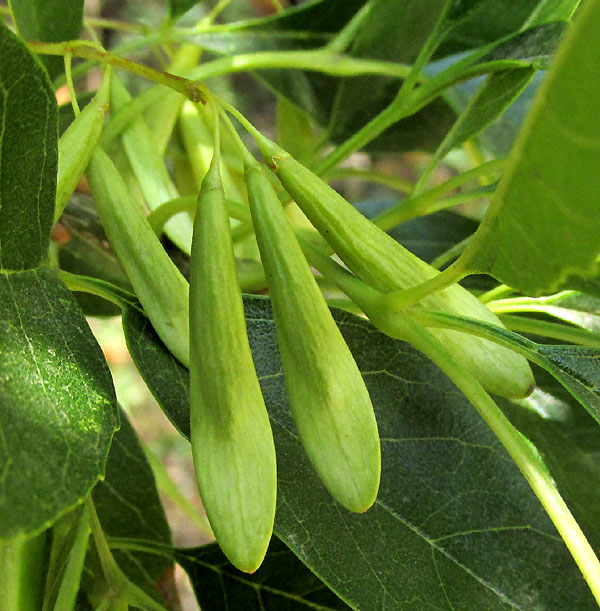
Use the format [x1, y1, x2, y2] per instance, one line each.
[127, 295, 596, 609]
[500, 396, 600, 551]
[88, 409, 174, 601]
[0, 267, 119, 539]
[177, 538, 349, 610]
[458, 0, 600, 294]
[9, 0, 83, 79]
[0, 21, 57, 270]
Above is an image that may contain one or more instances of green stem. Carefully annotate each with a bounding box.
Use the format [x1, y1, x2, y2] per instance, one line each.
[324, 2, 374, 53]
[100, 85, 167, 148]
[479, 284, 515, 304]
[142, 446, 214, 538]
[488, 292, 580, 310]
[51, 505, 91, 611]
[0, 533, 47, 611]
[324, 167, 412, 193]
[499, 314, 600, 349]
[64, 53, 80, 115]
[430, 235, 472, 270]
[400, 324, 600, 606]
[183, 49, 414, 82]
[53, 33, 165, 89]
[58, 271, 139, 310]
[371, 159, 505, 231]
[28, 40, 208, 103]
[86, 498, 167, 611]
[380, 259, 470, 311]
[312, 0, 453, 175]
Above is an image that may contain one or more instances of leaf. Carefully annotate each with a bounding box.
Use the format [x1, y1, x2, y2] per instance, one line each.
[435, 0, 570, 59]
[523, 0, 581, 26]
[128, 295, 596, 609]
[500, 396, 600, 551]
[434, 67, 536, 160]
[0, 20, 57, 271]
[88, 408, 173, 601]
[415, 309, 600, 427]
[8, 0, 83, 79]
[176, 538, 350, 610]
[0, 267, 119, 540]
[458, 0, 600, 295]
[121, 306, 191, 438]
[537, 346, 600, 418]
[327, 0, 454, 151]
[168, 0, 208, 20]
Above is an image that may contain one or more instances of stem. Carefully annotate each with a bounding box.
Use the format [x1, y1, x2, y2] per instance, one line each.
[86, 498, 167, 611]
[0, 533, 47, 611]
[64, 53, 80, 116]
[100, 85, 167, 147]
[52, 505, 91, 611]
[312, 0, 453, 175]
[324, 167, 412, 193]
[479, 284, 515, 304]
[182, 49, 414, 82]
[430, 235, 472, 270]
[58, 270, 140, 310]
[402, 325, 600, 606]
[381, 259, 470, 311]
[28, 40, 208, 103]
[85, 497, 124, 589]
[371, 159, 505, 231]
[205, 0, 236, 23]
[325, 2, 374, 53]
[499, 315, 600, 349]
[142, 446, 214, 538]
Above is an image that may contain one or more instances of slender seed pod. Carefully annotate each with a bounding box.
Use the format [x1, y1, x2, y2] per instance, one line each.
[110, 74, 194, 254]
[55, 71, 110, 222]
[254, 136, 534, 399]
[245, 159, 380, 512]
[86, 148, 190, 366]
[189, 144, 277, 573]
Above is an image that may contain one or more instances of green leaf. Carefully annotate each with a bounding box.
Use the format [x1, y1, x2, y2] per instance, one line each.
[128, 295, 596, 609]
[0, 20, 57, 270]
[500, 396, 600, 551]
[458, 0, 600, 294]
[87, 409, 173, 601]
[176, 538, 350, 610]
[168, 0, 206, 20]
[327, 0, 453, 151]
[523, 0, 581, 26]
[9, 0, 83, 79]
[434, 67, 536, 160]
[414, 309, 600, 427]
[436, 0, 571, 59]
[0, 267, 119, 540]
[122, 306, 190, 438]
